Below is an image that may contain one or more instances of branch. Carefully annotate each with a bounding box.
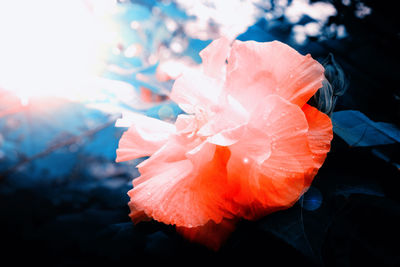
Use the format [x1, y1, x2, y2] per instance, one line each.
[0, 116, 119, 180]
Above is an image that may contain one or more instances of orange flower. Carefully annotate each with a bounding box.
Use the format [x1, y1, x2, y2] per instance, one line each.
[116, 38, 333, 250]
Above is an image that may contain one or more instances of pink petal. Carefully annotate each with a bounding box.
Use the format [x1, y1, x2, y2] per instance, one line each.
[135, 134, 190, 177]
[199, 37, 231, 80]
[134, 134, 213, 186]
[169, 39, 232, 114]
[302, 104, 333, 168]
[227, 95, 316, 219]
[175, 114, 197, 134]
[170, 69, 221, 113]
[197, 95, 249, 146]
[185, 140, 216, 168]
[225, 40, 324, 111]
[115, 113, 175, 163]
[205, 125, 246, 146]
[128, 147, 235, 227]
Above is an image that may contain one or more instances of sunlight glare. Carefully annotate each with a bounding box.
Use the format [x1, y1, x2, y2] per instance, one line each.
[0, 0, 119, 103]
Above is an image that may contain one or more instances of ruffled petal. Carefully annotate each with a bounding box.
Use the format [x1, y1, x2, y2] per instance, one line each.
[185, 140, 216, 169]
[169, 38, 230, 114]
[205, 125, 246, 146]
[227, 95, 316, 219]
[170, 69, 222, 114]
[175, 114, 197, 134]
[135, 136, 220, 198]
[199, 37, 231, 80]
[115, 112, 175, 162]
[135, 134, 192, 177]
[225, 40, 324, 111]
[302, 104, 333, 168]
[128, 147, 235, 227]
[197, 95, 249, 146]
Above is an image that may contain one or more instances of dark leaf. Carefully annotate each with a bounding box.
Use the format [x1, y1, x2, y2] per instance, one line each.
[332, 110, 400, 146]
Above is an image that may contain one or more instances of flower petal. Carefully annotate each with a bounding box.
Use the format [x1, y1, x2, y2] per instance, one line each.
[206, 125, 246, 146]
[197, 95, 249, 146]
[227, 95, 316, 219]
[225, 40, 324, 111]
[185, 140, 216, 168]
[115, 113, 175, 162]
[135, 134, 190, 176]
[170, 69, 222, 113]
[128, 147, 235, 227]
[199, 37, 231, 80]
[133, 136, 216, 200]
[302, 104, 333, 168]
[175, 114, 197, 134]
